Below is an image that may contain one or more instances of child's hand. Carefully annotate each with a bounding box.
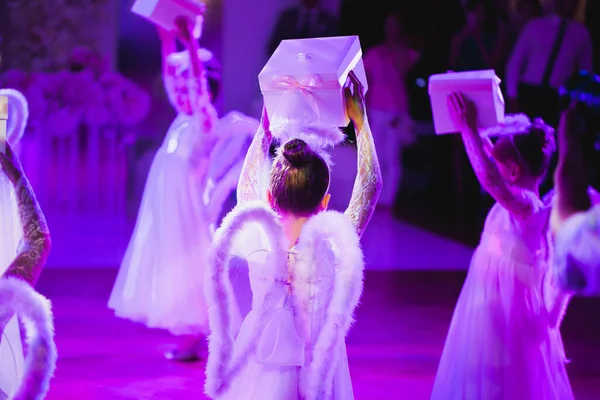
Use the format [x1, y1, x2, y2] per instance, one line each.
[344, 71, 366, 133]
[447, 92, 477, 133]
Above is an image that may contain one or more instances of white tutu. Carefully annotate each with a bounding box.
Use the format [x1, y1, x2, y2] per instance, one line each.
[108, 115, 213, 335]
[431, 195, 573, 400]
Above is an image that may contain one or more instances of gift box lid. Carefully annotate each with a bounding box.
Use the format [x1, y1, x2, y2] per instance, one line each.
[429, 70, 501, 93]
[131, 0, 205, 27]
[259, 36, 368, 93]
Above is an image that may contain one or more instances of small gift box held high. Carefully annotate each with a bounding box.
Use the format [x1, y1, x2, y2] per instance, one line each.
[259, 35, 369, 127]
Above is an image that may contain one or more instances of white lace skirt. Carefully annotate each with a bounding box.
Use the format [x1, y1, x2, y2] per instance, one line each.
[431, 248, 573, 400]
[108, 148, 210, 335]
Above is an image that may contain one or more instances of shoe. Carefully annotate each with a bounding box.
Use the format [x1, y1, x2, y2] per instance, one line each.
[164, 348, 201, 362]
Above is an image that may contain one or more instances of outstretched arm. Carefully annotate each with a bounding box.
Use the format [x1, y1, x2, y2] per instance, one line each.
[343, 72, 383, 237]
[344, 119, 382, 238]
[449, 93, 534, 218]
[236, 109, 273, 204]
[1, 146, 51, 286]
[158, 27, 180, 104]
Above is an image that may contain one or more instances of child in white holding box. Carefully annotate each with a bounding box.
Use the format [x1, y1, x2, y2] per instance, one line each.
[204, 73, 381, 400]
[431, 92, 573, 400]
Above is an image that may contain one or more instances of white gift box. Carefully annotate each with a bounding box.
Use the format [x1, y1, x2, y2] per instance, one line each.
[258, 36, 369, 127]
[0, 96, 7, 153]
[131, 0, 205, 32]
[0, 315, 24, 398]
[428, 70, 505, 134]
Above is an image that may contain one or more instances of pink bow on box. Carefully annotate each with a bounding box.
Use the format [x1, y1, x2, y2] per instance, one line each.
[270, 75, 335, 125]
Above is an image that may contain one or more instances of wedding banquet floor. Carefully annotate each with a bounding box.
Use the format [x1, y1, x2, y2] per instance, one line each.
[36, 268, 600, 400]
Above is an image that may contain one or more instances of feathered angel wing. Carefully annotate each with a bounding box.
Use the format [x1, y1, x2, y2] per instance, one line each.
[204, 201, 287, 399]
[0, 278, 56, 400]
[292, 211, 365, 400]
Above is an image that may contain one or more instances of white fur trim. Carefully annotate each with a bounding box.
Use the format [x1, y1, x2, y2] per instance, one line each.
[204, 201, 287, 398]
[0, 89, 29, 144]
[0, 278, 56, 400]
[293, 211, 364, 400]
[270, 123, 345, 167]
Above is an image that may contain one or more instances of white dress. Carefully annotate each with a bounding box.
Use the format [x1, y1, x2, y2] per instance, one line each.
[108, 110, 257, 335]
[204, 202, 363, 400]
[431, 192, 573, 400]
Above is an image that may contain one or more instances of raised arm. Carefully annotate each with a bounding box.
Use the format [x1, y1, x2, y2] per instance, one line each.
[1, 145, 51, 286]
[175, 16, 216, 132]
[343, 72, 383, 238]
[551, 104, 591, 234]
[449, 92, 534, 218]
[158, 27, 180, 104]
[236, 109, 273, 204]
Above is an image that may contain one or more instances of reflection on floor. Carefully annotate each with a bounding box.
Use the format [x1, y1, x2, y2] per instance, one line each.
[44, 209, 474, 271]
[35, 269, 600, 400]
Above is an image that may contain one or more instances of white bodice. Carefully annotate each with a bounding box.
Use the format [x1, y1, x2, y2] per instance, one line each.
[478, 196, 551, 285]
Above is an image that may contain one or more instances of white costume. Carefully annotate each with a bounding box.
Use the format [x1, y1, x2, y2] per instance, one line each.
[544, 187, 600, 296]
[108, 46, 259, 335]
[205, 201, 364, 399]
[0, 89, 56, 400]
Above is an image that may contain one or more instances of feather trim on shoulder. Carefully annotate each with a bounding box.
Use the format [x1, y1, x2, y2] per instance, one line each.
[204, 200, 287, 398]
[292, 211, 364, 400]
[0, 278, 57, 400]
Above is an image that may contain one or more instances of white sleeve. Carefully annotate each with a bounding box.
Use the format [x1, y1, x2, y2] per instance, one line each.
[554, 206, 600, 296]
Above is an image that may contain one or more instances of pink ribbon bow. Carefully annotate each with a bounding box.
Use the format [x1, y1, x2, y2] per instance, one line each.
[271, 75, 323, 124]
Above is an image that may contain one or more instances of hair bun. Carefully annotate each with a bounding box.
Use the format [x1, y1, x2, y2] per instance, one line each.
[529, 119, 555, 153]
[283, 138, 311, 167]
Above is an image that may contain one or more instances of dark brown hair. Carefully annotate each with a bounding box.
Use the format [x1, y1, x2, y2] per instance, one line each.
[491, 124, 553, 179]
[269, 138, 330, 216]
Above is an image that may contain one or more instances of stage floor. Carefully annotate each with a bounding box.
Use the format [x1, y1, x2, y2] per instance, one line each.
[44, 210, 474, 271]
[35, 269, 600, 400]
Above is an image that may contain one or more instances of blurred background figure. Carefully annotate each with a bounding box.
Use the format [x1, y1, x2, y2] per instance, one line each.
[510, 0, 544, 38]
[267, 0, 339, 56]
[506, 0, 592, 125]
[450, 0, 508, 74]
[364, 12, 419, 208]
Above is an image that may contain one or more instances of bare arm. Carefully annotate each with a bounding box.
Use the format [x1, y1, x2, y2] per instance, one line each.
[449, 92, 534, 218]
[551, 105, 591, 233]
[236, 111, 273, 204]
[343, 72, 383, 238]
[344, 118, 382, 238]
[461, 129, 534, 217]
[159, 28, 179, 101]
[3, 170, 51, 286]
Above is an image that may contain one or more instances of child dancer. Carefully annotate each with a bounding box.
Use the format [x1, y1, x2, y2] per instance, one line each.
[109, 15, 215, 357]
[204, 73, 381, 399]
[431, 92, 573, 399]
[109, 14, 259, 361]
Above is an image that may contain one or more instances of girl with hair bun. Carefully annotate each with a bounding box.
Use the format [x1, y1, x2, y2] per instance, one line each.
[431, 92, 573, 399]
[203, 73, 381, 399]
